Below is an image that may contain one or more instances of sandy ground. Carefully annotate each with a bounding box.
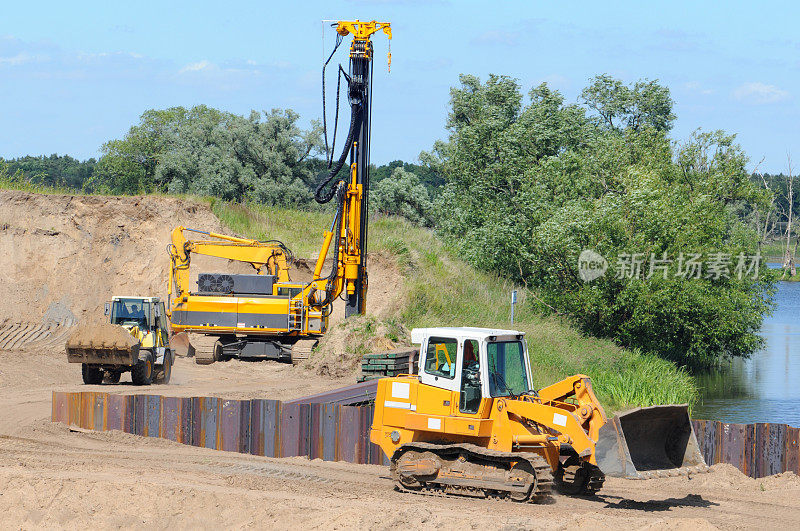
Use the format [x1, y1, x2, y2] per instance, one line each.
[4, 349, 800, 530]
[2, 191, 800, 529]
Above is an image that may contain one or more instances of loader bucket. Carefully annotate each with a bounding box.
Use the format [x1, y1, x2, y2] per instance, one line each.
[169, 332, 195, 358]
[595, 404, 706, 479]
[65, 323, 140, 366]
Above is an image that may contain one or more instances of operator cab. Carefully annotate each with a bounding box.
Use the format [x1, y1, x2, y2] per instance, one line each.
[412, 327, 534, 415]
[108, 297, 169, 339]
[110, 297, 151, 329]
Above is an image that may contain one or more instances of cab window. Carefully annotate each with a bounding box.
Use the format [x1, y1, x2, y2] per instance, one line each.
[487, 340, 531, 397]
[111, 299, 151, 329]
[424, 337, 457, 379]
[459, 339, 482, 414]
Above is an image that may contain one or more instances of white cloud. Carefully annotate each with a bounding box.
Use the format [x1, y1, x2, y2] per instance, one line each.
[535, 74, 570, 89]
[683, 81, 714, 95]
[651, 28, 703, 52]
[733, 82, 789, 104]
[179, 60, 215, 74]
[0, 52, 47, 66]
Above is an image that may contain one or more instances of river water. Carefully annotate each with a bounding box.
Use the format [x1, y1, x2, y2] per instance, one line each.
[693, 280, 800, 426]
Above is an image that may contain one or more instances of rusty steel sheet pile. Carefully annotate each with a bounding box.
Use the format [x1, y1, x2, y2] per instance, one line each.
[51, 391, 800, 477]
[52, 391, 388, 465]
[691, 419, 800, 478]
[284, 380, 379, 406]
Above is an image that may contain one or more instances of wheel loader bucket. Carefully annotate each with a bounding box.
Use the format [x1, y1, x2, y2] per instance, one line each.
[595, 404, 707, 479]
[169, 332, 195, 358]
[65, 323, 140, 366]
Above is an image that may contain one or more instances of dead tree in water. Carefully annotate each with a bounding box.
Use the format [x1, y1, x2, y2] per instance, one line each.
[783, 155, 797, 278]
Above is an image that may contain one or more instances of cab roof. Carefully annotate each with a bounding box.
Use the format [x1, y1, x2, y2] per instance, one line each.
[410, 327, 525, 344]
[111, 296, 161, 303]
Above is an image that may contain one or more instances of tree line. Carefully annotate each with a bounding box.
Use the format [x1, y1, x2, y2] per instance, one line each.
[425, 74, 774, 370]
[0, 108, 438, 225]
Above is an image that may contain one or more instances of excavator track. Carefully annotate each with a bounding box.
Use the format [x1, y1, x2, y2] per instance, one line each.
[391, 442, 554, 504]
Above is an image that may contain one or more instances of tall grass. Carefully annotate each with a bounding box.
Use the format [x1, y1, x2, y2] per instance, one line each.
[212, 202, 698, 413]
[761, 239, 796, 262]
[209, 199, 333, 258]
[0, 165, 83, 196]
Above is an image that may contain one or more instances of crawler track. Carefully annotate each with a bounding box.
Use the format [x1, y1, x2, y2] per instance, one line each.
[391, 442, 554, 503]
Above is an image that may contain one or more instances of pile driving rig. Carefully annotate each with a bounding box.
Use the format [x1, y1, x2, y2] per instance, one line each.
[167, 20, 392, 363]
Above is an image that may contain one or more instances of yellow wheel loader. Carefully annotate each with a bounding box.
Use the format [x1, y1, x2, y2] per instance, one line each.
[370, 327, 707, 502]
[65, 297, 175, 386]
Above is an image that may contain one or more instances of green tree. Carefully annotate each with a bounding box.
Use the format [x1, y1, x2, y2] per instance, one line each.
[91, 107, 189, 193]
[371, 160, 444, 192]
[1, 154, 96, 190]
[427, 74, 773, 369]
[92, 105, 322, 202]
[371, 167, 433, 225]
[581, 74, 675, 132]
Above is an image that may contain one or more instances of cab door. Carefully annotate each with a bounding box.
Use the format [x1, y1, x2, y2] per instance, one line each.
[457, 338, 486, 417]
[417, 336, 459, 417]
[155, 302, 169, 347]
[152, 301, 170, 363]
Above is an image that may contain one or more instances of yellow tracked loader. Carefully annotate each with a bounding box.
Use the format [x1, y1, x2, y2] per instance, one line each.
[370, 327, 707, 502]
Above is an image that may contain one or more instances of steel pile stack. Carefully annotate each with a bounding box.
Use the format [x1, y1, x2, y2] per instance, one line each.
[359, 348, 416, 382]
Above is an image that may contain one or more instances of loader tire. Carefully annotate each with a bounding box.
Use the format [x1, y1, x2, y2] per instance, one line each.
[155, 351, 173, 384]
[104, 370, 121, 384]
[82, 364, 104, 385]
[132, 350, 154, 386]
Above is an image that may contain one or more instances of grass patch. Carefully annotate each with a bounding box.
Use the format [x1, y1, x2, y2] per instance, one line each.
[212, 201, 697, 413]
[0, 166, 84, 196]
[209, 199, 333, 258]
[761, 239, 797, 263]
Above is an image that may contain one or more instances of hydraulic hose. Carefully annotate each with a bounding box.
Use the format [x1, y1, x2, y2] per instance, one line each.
[306, 184, 347, 309]
[315, 103, 362, 204]
[322, 33, 343, 162]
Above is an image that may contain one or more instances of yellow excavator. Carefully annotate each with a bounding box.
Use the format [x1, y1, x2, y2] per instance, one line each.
[371, 328, 707, 502]
[167, 20, 391, 363]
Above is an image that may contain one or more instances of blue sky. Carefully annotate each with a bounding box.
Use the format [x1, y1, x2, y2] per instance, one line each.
[1, 1, 798, 172]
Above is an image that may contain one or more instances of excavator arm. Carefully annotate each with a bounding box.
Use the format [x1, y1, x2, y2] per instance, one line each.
[168, 226, 291, 301]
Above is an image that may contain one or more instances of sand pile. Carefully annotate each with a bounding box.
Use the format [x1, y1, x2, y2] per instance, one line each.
[305, 315, 411, 378]
[65, 323, 139, 350]
[0, 191, 235, 325]
[0, 190, 406, 356]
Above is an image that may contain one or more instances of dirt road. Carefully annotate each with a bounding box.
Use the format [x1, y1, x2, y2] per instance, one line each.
[2, 191, 800, 529]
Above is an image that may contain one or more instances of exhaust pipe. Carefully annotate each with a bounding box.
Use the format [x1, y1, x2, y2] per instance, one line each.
[595, 404, 707, 478]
